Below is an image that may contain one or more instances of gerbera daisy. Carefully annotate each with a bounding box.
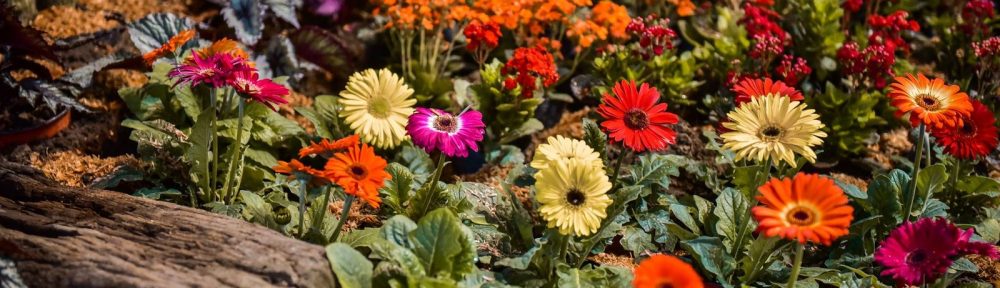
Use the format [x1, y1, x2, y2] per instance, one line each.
[324, 143, 390, 208]
[339, 68, 417, 149]
[535, 158, 613, 236]
[929, 99, 998, 159]
[888, 74, 973, 129]
[875, 218, 963, 285]
[406, 107, 486, 158]
[168, 53, 240, 88]
[229, 69, 290, 111]
[273, 159, 330, 186]
[596, 80, 680, 152]
[530, 135, 603, 171]
[142, 29, 195, 66]
[299, 135, 361, 158]
[957, 227, 1000, 259]
[731, 77, 803, 105]
[633, 254, 704, 288]
[196, 38, 251, 61]
[751, 173, 854, 245]
[721, 95, 826, 166]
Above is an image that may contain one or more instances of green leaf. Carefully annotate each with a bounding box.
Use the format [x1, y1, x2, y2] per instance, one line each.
[263, 0, 300, 28]
[398, 145, 434, 182]
[406, 182, 450, 220]
[670, 203, 701, 235]
[950, 257, 979, 273]
[916, 164, 949, 204]
[326, 243, 374, 288]
[341, 228, 381, 249]
[127, 13, 196, 54]
[90, 165, 145, 189]
[222, 0, 264, 45]
[628, 154, 682, 188]
[556, 264, 623, 288]
[681, 236, 735, 283]
[920, 199, 949, 218]
[621, 226, 656, 254]
[500, 118, 544, 144]
[185, 110, 214, 195]
[240, 190, 280, 229]
[732, 165, 769, 197]
[582, 118, 608, 161]
[714, 188, 753, 251]
[295, 107, 335, 139]
[494, 246, 539, 270]
[381, 163, 415, 214]
[380, 215, 418, 247]
[134, 187, 182, 199]
[867, 170, 907, 223]
[740, 236, 783, 283]
[975, 218, 1000, 243]
[956, 176, 1000, 196]
[408, 208, 476, 280]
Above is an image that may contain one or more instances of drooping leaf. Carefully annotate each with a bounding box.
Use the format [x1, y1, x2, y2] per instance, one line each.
[681, 236, 735, 283]
[19, 79, 88, 113]
[326, 243, 374, 288]
[222, 0, 265, 45]
[184, 110, 214, 195]
[127, 13, 196, 54]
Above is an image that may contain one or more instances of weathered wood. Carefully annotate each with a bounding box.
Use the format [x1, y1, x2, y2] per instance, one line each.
[0, 161, 337, 288]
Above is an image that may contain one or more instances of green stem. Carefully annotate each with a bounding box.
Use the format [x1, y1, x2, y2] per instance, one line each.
[610, 149, 632, 190]
[297, 178, 308, 238]
[221, 100, 246, 204]
[315, 186, 333, 230]
[787, 242, 804, 288]
[904, 124, 926, 222]
[209, 88, 219, 203]
[951, 160, 962, 188]
[330, 196, 355, 242]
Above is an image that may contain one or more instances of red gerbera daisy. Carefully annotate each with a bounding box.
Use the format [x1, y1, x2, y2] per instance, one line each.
[229, 70, 290, 111]
[732, 77, 803, 105]
[930, 99, 998, 159]
[597, 80, 680, 152]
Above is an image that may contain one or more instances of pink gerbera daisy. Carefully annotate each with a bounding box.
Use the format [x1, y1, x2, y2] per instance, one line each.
[168, 53, 241, 88]
[874, 218, 995, 286]
[229, 70, 290, 110]
[406, 107, 486, 158]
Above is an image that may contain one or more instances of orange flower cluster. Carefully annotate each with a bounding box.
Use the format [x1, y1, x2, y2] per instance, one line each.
[374, 0, 474, 30]
[142, 29, 195, 66]
[566, 1, 630, 50]
[273, 135, 389, 208]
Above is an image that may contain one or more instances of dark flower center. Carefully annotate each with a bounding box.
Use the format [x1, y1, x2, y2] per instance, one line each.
[961, 121, 977, 136]
[657, 283, 675, 288]
[759, 125, 784, 140]
[349, 165, 368, 180]
[433, 115, 459, 133]
[785, 206, 817, 226]
[916, 94, 942, 110]
[906, 250, 928, 265]
[624, 109, 650, 130]
[566, 189, 586, 206]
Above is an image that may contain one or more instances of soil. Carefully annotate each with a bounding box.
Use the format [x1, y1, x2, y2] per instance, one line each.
[32, 5, 119, 40]
[866, 128, 913, 170]
[327, 199, 382, 232]
[280, 91, 317, 135]
[588, 253, 636, 271]
[969, 254, 1000, 284]
[829, 173, 869, 191]
[7, 149, 142, 187]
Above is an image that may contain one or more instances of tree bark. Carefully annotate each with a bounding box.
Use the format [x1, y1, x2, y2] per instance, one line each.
[0, 161, 337, 288]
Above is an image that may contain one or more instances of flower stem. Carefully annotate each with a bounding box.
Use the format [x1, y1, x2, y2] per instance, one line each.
[330, 196, 355, 242]
[221, 100, 245, 204]
[610, 149, 632, 190]
[904, 123, 926, 222]
[787, 242, 804, 288]
[297, 178, 308, 238]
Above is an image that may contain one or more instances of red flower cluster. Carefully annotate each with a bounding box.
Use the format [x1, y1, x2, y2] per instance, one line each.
[625, 15, 677, 59]
[868, 11, 919, 53]
[930, 100, 999, 159]
[775, 55, 811, 85]
[960, 0, 995, 36]
[740, 2, 787, 41]
[843, 0, 863, 13]
[837, 41, 896, 88]
[464, 21, 502, 52]
[749, 35, 784, 60]
[973, 36, 1000, 58]
[502, 46, 558, 98]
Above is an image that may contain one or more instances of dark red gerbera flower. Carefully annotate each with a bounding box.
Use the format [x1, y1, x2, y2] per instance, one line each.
[930, 99, 998, 159]
[597, 80, 679, 152]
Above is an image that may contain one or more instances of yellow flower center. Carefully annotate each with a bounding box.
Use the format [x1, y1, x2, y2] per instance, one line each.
[758, 125, 784, 141]
[624, 109, 649, 130]
[784, 206, 819, 226]
[367, 96, 392, 118]
[916, 94, 942, 111]
[565, 188, 586, 206]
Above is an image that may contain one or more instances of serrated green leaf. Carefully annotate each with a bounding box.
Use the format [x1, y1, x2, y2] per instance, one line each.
[381, 163, 415, 214]
[326, 243, 374, 288]
[867, 170, 906, 224]
[408, 208, 476, 280]
[222, 0, 264, 45]
[714, 187, 752, 251]
[628, 154, 682, 188]
[127, 13, 196, 54]
[582, 118, 607, 161]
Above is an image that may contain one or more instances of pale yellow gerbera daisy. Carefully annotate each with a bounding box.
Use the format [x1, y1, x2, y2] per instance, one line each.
[535, 158, 613, 237]
[530, 135, 604, 171]
[339, 68, 416, 149]
[721, 95, 827, 166]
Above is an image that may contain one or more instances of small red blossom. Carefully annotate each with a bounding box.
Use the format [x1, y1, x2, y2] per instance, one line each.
[960, 0, 995, 36]
[626, 15, 677, 59]
[749, 35, 784, 60]
[843, 0, 864, 13]
[837, 42, 865, 75]
[740, 3, 787, 41]
[502, 46, 558, 98]
[775, 55, 811, 85]
[464, 21, 502, 52]
[868, 11, 919, 54]
[973, 36, 1000, 58]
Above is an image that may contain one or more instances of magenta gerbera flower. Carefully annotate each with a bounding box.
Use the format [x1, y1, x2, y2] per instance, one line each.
[874, 218, 985, 286]
[168, 53, 241, 88]
[958, 228, 1000, 259]
[406, 107, 485, 158]
[229, 70, 289, 110]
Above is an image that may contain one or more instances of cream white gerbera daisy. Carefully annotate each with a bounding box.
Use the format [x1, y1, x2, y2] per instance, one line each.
[721, 95, 827, 166]
[530, 135, 604, 171]
[535, 158, 613, 237]
[338, 68, 416, 149]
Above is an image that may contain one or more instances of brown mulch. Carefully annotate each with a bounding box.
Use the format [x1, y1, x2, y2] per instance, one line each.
[969, 254, 1000, 284]
[279, 91, 317, 135]
[866, 128, 913, 170]
[830, 173, 869, 191]
[33, 5, 118, 40]
[78, 0, 192, 21]
[328, 199, 382, 232]
[7, 149, 141, 187]
[589, 253, 637, 271]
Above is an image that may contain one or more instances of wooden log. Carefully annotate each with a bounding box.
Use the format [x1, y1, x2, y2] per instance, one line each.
[0, 161, 337, 287]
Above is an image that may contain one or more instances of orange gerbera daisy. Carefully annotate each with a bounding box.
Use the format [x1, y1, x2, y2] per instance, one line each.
[633, 254, 705, 288]
[324, 144, 390, 208]
[196, 38, 250, 60]
[888, 74, 973, 129]
[751, 173, 854, 246]
[142, 29, 195, 66]
[273, 159, 330, 186]
[732, 77, 803, 105]
[298, 135, 361, 158]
